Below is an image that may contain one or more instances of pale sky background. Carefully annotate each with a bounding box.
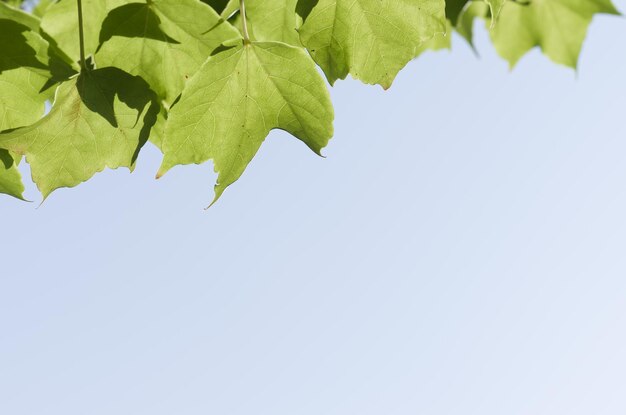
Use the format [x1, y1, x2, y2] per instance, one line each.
[2, 5, 626, 415]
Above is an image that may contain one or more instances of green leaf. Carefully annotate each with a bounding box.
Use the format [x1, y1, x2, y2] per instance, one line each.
[1, 0, 23, 9]
[0, 17, 50, 131]
[33, 0, 56, 18]
[0, 4, 54, 200]
[221, 0, 239, 18]
[447, 0, 505, 23]
[158, 41, 334, 203]
[0, 68, 159, 199]
[416, 0, 494, 57]
[0, 0, 619, 205]
[0, 6, 74, 120]
[455, 1, 489, 47]
[414, 20, 452, 57]
[298, 0, 447, 88]
[0, 149, 25, 200]
[96, 0, 240, 106]
[40, 0, 126, 64]
[491, 0, 619, 68]
[244, 0, 302, 46]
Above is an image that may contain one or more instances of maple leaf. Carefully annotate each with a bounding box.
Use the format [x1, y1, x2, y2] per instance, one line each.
[158, 41, 334, 204]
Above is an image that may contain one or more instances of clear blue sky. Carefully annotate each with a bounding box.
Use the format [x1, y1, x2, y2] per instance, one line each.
[2, 7, 626, 414]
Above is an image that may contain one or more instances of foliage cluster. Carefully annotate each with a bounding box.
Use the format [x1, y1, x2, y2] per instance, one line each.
[0, 0, 619, 203]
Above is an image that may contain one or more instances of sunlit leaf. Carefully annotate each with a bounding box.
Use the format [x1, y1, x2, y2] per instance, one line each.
[158, 41, 334, 203]
[96, 0, 239, 106]
[491, 0, 619, 68]
[298, 0, 447, 88]
[0, 68, 159, 198]
[40, 0, 126, 64]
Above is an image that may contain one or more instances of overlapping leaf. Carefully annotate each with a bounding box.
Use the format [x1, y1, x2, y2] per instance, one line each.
[244, 0, 301, 46]
[419, 0, 505, 56]
[447, 0, 505, 24]
[0, 4, 51, 199]
[1, 0, 23, 9]
[298, 0, 446, 88]
[455, 1, 490, 46]
[415, 0, 480, 56]
[158, 41, 334, 202]
[96, 0, 240, 106]
[0, 4, 51, 130]
[33, 0, 57, 18]
[0, 24, 48, 127]
[0, 68, 159, 198]
[202, 0, 238, 18]
[0, 0, 620, 204]
[220, 1, 304, 46]
[1, 0, 40, 29]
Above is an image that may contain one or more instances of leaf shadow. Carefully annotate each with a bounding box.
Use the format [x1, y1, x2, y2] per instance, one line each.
[200, 0, 231, 14]
[76, 67, 160, 163]
[296, 0, 320, 21]
[98, 2, 180, 50]
[0, 148, 15, 170]
[0, 18, 76, 93]
[445, 0, 470, 24]
[0, 18, 47, 73]
[40, 47, 78, 94]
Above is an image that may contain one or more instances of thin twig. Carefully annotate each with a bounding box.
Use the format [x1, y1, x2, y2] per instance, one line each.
[239, 0, 250, 43]
[76, 0, 87, 69]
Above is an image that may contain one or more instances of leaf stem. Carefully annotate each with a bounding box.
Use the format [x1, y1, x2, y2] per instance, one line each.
[76, 0, 87, 70]
[239, 0, 250, 44]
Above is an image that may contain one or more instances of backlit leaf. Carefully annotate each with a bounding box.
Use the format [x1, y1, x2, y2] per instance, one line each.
[0, 68, 159, 198]
[298, 0, 447, 88]
[40, 0, 126, 64]
[0, 5, 55, 199]
[245, 0, 301, 46]
[96, 0, 240, 106]
[158, 41, 334, 203]
[491, 0, 619, 68]
[0, 149, 25, 200]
